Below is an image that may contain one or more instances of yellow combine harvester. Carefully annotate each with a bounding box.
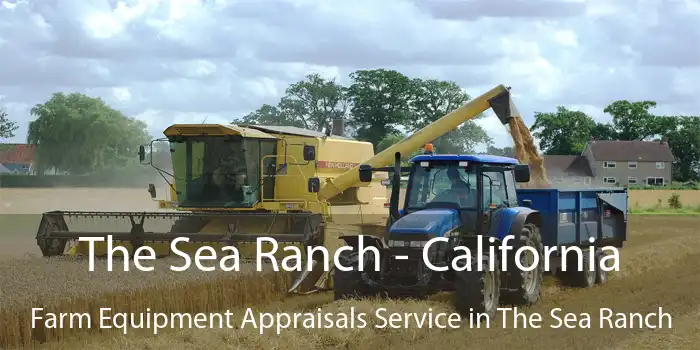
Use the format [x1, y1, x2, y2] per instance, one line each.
[35, 84, 520, 294]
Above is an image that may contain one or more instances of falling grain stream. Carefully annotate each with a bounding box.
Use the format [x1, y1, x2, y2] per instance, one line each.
[508, 116, 550, 188]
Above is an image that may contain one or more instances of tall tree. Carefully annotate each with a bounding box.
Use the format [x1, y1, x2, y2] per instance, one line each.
[590, 122, 618, 140]
[240, 104, 304, 128]
[666, 116, 700, 182]
[27, 92, 150, 175]
[408, 79, 492, 153]
[240, 73, 348, 132]
[0, 109, 18, 139]
[346, 69, 414, 146]
[530, 106, 597, 155]
[603, 100, 665, 140]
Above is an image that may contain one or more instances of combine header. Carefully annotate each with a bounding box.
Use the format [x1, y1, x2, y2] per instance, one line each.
[35, 84, 520, 294]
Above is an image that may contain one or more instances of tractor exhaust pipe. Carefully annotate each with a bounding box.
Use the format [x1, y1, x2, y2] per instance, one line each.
[389, 152, 401, 223]
[332, 118, 345, 137]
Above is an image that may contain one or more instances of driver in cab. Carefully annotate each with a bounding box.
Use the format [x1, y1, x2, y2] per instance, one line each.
[444, 167, 476, 207]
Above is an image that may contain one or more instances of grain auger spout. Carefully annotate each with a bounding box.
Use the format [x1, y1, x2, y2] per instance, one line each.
[34, 84, 520, 297]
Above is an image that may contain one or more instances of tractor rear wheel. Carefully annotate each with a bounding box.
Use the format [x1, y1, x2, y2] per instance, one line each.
[502, 223, 544, 305]
[595, 248, 609, 284]
[454, 250, 500, 321]
[333, 249, 373, 301]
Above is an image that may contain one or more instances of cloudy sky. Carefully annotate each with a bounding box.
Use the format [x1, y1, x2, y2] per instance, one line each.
[0, 0, 698, 151]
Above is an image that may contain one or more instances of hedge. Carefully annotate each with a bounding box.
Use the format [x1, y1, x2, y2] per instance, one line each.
[0, 169, 163, 188]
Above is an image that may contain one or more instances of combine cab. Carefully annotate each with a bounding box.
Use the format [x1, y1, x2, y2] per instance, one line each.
[35, 84, 523, 294]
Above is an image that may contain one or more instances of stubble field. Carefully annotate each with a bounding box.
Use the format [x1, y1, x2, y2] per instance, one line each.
[1, 188, 699, 349]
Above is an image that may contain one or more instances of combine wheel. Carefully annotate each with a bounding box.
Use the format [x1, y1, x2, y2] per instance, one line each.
[36, 213, 70, 257]
[454, 250, 500, 320]
[333, 249, 374, 301]
[502, 223, 544, 305]
[595, 248, 608, 284]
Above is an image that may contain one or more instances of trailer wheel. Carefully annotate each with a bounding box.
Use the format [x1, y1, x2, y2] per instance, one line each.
[569, 251, 596, 288]
[454, 250, 500, 321]
[595, 248, 608, 284]
[333, 249, 373, 301]
[502, 223, 544, 305]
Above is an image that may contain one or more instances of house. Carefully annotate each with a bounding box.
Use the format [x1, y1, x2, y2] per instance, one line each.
[544, 139, 674, 187]
[0, 144, 35, 175]
[542, 155, 594, 187]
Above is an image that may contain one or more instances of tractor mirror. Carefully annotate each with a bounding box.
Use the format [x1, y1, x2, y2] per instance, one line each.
[138, 145, 146, 163]
[148, 183, 157, 198]
[359, 164, 373, 182]
[303, 145, 316, 161]
[514, 164, 530, 183]
[307, 177, 320, 192]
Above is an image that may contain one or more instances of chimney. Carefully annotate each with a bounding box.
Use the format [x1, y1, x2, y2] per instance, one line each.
[661, 136, 668, 145]
[331, 118, 344, 137]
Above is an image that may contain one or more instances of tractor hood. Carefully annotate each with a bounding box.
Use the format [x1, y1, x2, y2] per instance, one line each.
[388, 209, 461, 237]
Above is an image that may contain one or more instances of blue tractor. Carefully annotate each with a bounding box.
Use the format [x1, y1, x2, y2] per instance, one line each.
[333, 147, 627, 318]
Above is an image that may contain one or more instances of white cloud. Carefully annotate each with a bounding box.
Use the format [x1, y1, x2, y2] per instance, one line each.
[0, 0, 698, 152]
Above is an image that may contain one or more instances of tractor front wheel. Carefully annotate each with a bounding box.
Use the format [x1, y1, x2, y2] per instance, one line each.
[454, 250, 501, 321]
[502, 223, 544, 305]
[333, 249, 373, 301]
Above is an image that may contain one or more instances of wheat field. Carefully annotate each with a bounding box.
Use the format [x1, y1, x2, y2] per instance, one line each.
[628, 189, 700, 209]
[2, 188, 700, 349]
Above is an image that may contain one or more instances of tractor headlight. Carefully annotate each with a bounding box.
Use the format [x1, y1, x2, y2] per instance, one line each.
[410, 241, 426, 248]
[387, 240, 404, 247]
[387, 240, 427, 248]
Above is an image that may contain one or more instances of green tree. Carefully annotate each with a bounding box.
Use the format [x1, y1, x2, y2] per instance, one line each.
[240, 73, 348, 132]
[375, 133, 424, 165]
[530, 106, 597, 155]
[590, 122, 618, 140]
[484, 146, 514, 157]
[376, 133, 405, 153]
[0, 109, 18, 139]
[346, 69, 414, 146]
[408, 79, 492, 153]
[27, 92, 150, 175]
[240, 104, 303, 128]
[603, 100, 667, 140]
[666, 116, 700, 181]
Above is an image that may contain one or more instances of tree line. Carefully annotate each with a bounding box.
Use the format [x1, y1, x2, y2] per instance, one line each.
[531, 102, 700, 181]
[0, 68, 697, 182]
[0, 93, 156, 176]
[240, 70, 495, 157]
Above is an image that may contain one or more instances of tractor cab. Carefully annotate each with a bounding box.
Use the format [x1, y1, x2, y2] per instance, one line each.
[371, 146, 532, 244]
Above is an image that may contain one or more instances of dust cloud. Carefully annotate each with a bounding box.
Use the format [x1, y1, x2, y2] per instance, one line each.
[508, 116, 551, 188]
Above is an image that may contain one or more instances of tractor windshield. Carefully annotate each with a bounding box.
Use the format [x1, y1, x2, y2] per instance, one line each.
[405, 162, 478, 210]
[169, 136, 276, 208]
